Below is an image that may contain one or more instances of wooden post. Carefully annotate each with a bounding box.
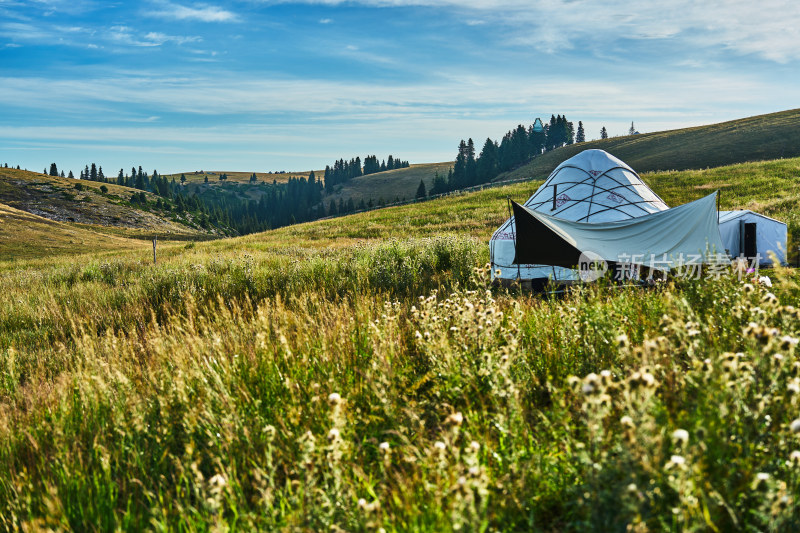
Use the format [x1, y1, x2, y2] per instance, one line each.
[153, 236, 157, 265]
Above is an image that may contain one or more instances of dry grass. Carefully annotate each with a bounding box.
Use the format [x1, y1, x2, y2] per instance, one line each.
[2, 151, 800, 529]
[0, 168, 207, 238]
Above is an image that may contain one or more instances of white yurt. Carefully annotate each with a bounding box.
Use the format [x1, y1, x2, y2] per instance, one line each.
[490, 149, 669, 285]
[718, 210, 787, 266]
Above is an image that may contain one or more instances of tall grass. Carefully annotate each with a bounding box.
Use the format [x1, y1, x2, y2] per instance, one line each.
[2, 232, 800, 529]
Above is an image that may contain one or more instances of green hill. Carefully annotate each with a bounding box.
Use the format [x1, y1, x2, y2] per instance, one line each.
[497, 108, 800, 182]
[0, 167, 221, 242]
[323, 108, 800, 204]
[0, 201, 153, 260]
[323, 162, 454, 205]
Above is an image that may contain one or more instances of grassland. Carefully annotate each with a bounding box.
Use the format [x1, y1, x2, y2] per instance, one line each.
[316, 108, 800, 205]
[0, 203, 151, 260]
[498, 108, 800, 183]
[166, 170, 320, 186]
[0, 168, 210, 239]
[325, 162, 454, 205]
[2, 155, 800, 530]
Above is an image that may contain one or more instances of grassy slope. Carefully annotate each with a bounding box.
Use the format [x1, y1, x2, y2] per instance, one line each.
[3, 156, 800, 529]
[166, 170, 320, 186]
[211, 156, 799, 264]
[498, 108, 800, 182]
[168, 163, 455, 207]
[324, 162, 454, 205]
[0, 202, 149, 260]
[0, 168, 210, 239]
[316, 108, 800, 205]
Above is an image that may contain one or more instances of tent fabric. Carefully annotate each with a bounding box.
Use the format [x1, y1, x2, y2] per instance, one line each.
[490, 149, 669, 281]
[718, 210, 787, 265]
[511, 192, 727, 269]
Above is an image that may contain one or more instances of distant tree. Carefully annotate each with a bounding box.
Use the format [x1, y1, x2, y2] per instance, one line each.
[44, 167, 48, 175]
[576, 121, 586, 143]
[328, 200, 337, 216]
[60, 171, 65, 178]
[204, 176, 209, 183]
[476, 137, 498, 183]
[98, 166, 104, 181]
[49, 163, 58, 176]
[100, 185, 108, 194]
[629, 121, 636, 135]
[416, 179, 427, 199]
[465, 138, 477, 185]
[68, 171, 74, 179]
[118, 169, 124, 184]
[600, 126, 608, 139]
[430, 171, 448, 195]
[90, 163, 98, 181]
[181, 174, 186, 184]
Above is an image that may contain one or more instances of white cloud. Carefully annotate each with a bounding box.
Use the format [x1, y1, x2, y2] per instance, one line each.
[147, 2, 240, 22]
[107, 26, 201, 47]
[319, 18, 332, 23]
[259, 0, 800, 62]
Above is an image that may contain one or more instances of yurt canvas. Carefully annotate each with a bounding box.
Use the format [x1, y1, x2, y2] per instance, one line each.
[510, 192, 726, 271]
[718, 210, 787, 266]
[490, 149, 669, 285]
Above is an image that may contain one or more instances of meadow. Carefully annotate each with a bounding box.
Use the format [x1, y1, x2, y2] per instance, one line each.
[2, 156, 800, 530]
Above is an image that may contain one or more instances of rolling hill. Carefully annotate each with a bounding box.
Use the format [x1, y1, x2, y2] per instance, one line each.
[321, 108, 800, 205]
[496, 108, 800, 182]
[0, 167, 221, 242]
[0, 201, 151, 260]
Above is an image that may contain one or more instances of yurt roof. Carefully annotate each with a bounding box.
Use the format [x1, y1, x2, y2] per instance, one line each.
[522, 149, 668, 223]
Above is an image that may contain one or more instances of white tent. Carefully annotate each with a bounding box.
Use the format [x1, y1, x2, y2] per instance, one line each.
[510, 192, 726, 271]
[490, 149, 669, 283]
[718, 210, 787, 266]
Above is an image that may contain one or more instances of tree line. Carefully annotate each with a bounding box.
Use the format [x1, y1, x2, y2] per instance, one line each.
[431, 114, 603, 195]
[323, 155, 409, 192]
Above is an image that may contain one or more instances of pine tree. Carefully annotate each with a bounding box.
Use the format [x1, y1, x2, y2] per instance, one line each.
[432, 171, 448, 195]
[98, 166, 104, 181]
[576, 121, 586, 143]
[68, 171, 74, 179]
[90, 163, 98, 181]
[60, 171, 65, 178]
[49, 163, 58, 176]
[181, 174, 186, 184]
[629, 121, 636, 135]
[416, 179, 427, 199]
[465, 138, 477, 185]
[476, 137, 498, 183]
[600, 127, 608, 139]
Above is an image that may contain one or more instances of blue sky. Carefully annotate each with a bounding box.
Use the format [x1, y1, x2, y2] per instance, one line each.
[1, 0, 799, 175]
